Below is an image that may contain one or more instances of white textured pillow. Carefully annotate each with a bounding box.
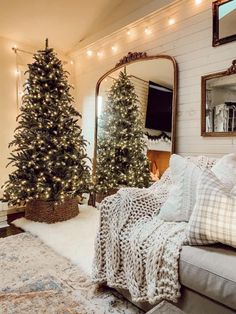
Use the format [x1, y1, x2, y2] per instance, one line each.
[211, 153, 236, 190]
[232, 185, 236, 195]
[158, 154, 202, 222]
[187, 170, 236, 248]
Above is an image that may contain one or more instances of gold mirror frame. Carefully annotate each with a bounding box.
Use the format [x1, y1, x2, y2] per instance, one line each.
[93, 52, 179, 177]
[201, 59, 236, 137]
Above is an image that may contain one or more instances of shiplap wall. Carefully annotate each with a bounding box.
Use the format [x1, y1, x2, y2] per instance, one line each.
[72, 0, 236, 159]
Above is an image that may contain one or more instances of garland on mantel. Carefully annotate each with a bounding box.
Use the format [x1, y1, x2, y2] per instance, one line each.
[145, 131, 171, 142]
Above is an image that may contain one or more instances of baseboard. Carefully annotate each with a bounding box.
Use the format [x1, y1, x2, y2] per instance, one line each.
[0, 201, 25, 215]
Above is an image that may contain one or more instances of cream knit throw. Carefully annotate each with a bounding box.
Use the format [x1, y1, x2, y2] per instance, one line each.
[92, 156, 217, 304]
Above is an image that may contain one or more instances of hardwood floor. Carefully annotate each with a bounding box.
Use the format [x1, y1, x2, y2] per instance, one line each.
[0, 212, 25, 238]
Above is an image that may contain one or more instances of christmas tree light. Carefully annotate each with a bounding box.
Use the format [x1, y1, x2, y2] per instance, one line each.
[3, 40, 91, 206]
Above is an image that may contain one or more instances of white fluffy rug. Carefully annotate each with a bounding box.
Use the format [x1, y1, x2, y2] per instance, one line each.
[13, 205, 99, 276]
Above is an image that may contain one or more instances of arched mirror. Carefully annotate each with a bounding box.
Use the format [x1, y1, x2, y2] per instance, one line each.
[93, 52, 178, 201]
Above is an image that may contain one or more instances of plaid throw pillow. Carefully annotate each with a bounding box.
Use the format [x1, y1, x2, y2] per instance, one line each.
[187, 169, 236, 248]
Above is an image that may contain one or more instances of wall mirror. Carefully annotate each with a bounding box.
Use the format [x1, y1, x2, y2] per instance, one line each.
[201, 59, 236, 136]
[213, 0, 236, 46]
[93, 52, 178, 191]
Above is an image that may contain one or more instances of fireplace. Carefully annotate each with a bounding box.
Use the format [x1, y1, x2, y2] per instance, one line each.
[147, 150, 171, 181]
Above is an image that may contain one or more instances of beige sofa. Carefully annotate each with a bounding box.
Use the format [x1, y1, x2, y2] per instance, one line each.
[115, 244, 236, 313]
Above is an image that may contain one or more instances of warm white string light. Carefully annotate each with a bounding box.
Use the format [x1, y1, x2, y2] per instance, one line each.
[144, 27, 152, 35]
[86, 49, 93, 56]
[97, 51, 103, 57]
[168, 17, 176, 25]
[111, 45, 118, 52]
[195, 0, 202, 4]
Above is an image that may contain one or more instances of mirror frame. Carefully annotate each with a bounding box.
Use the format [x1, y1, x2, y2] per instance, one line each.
[213, 0, 236, 47]
[93, 52, 178, 174]
[201, 59, 236, 137]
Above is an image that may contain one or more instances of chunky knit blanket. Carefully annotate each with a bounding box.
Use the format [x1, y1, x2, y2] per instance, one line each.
[92, 156, 217, 304]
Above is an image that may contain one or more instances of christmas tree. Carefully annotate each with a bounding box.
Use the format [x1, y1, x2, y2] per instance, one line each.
[3, 40, 91, 206]
[96, 71, 150, 193]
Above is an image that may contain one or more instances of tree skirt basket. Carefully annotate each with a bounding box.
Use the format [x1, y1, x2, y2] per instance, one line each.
[25, 198, 79, 223]
[95, 188, 119, 204]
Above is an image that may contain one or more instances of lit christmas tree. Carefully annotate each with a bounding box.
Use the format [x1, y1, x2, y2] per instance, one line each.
[96, 71, 150, 194]
[3, 40, 91, 206]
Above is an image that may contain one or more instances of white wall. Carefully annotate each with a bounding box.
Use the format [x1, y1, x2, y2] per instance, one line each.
[0, 37, 35, 197]
[71, 0, 236, 160]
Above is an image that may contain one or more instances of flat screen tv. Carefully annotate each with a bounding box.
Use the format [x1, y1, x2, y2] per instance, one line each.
[145, 81, 173, 132]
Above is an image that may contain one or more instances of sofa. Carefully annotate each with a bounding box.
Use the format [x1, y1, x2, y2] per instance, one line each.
[115, 243, 236, 314]
[98, 154, 236, 314]
[94, 153, 236, 314]
[178, 244, 236, 314]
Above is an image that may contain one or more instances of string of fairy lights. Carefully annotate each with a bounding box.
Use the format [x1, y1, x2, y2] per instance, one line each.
[10, 0, 203, 116]
[11, 0, 203, 72]
[83, 0, 203, 59]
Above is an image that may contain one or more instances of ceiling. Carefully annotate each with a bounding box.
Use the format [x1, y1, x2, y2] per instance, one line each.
[0, 0, 174, 54]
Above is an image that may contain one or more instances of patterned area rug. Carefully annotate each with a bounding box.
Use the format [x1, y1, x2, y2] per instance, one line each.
[0, 233, 143, 314]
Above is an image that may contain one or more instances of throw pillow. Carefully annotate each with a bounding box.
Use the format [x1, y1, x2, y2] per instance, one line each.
[187, 169, 236, 248]
[158, 154, 202, 222]
[211, 153, 236, 190]
[232, 185, 236, 195]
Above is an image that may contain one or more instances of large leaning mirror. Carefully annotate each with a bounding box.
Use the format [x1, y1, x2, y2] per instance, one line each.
[201, 59, 236, 136]
[213, 0, 236, 46]
[93, 52, 178, 199]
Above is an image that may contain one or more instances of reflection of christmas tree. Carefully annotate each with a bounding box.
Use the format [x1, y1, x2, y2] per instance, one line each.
[96, 71, 150, 193]
[3, 40, 91, 206]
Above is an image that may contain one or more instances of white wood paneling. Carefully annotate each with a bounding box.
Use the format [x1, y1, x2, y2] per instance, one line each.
[71, 0, 236, 158]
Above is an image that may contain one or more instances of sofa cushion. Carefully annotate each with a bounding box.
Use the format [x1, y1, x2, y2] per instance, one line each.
[211, 153, 236, 191]
[186, 170, 236, 248]
[158, 155, 218, 223]
[158, 155, 202, 222]
[179, 245, 236, 310]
